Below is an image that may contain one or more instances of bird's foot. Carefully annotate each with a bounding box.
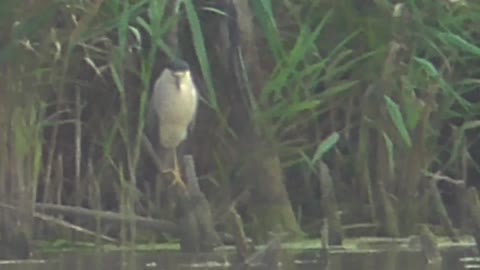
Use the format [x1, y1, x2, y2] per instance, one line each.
[161, 169, 187, 190]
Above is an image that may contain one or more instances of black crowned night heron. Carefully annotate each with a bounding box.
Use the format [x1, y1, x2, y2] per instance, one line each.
[147, 59, 198, 189]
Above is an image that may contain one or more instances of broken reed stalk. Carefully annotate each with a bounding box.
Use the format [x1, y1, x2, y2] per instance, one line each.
[465, 188, 480, 251]
[227, 207, 253, 261]
[427, 177, 458, 241]
[74, 87, 82, 207]
[183, 155, 201, 193]
[317, 161, 343, 245]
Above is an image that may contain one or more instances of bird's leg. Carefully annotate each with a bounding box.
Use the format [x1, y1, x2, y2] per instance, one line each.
[172, 150, 186, 188]
[162, 150, 186, 190]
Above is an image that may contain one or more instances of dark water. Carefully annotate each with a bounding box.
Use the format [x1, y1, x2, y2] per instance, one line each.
[0, 247, 478, 270]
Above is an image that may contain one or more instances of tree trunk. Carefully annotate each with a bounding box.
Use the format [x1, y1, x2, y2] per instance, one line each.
[186, 0, 303, 242]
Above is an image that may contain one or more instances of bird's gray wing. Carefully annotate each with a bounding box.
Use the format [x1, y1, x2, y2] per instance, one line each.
[187, 84, 200, 136]
[144, 119, 176, 173]
[145, 100, 159, 147]
[144, 93, 175, 173]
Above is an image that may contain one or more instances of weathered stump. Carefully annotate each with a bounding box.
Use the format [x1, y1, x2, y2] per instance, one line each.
[176, 155, 222, 252]
[318, 161, 344, 245]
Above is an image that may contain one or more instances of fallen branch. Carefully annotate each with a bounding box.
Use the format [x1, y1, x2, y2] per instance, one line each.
[35, 203, 178, 235]
[0, 202, 116, 243]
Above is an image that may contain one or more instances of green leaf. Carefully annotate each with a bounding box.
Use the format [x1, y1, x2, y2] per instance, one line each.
[382, 132, 395, 175]
[437, 32, 480, 56]
[278, 100, 321, 124]
[184, 0, 218, 110]
[261, 10, 333, 102]
[317, 80, 359, 100]
[110, 65, 125, 93]
[312, 132, 340, 163]
[136, 17, 151, 36]
[447, 121, 480, 168]
[414, 57, 471, 111]
[384, 95, 412, 147]
[148, 0, 168, 40]
[128, 25, 142, 47]
[201, 7, 227, 16]
[117, 2, 131, 55]
[250, 0, 283, 60]
[401, 79, 423, 130]
[413, 57, 439, 78]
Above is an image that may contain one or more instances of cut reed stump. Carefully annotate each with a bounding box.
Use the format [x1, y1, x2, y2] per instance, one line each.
[418, 224, 442, 264]
[0, 211, 30, 259]
[317, 161, 343, 245]
[175, 155, 222, 252]
[427, 177, 458, 242]
[142, 136, 221, 251]
[226, 207, 254, 261]
[464, 187, 480, 253]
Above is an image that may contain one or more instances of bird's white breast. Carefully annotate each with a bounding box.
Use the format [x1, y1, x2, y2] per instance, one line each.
[152, 70, 198, 148]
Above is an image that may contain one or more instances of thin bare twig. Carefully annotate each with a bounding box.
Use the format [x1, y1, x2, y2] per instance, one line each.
[423, 170, 465, 186]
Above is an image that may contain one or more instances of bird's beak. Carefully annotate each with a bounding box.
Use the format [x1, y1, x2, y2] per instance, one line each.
[173, 71, 188, 89]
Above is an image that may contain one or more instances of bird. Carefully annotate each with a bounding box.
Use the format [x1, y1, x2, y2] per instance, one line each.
[146, 59, 198, 189]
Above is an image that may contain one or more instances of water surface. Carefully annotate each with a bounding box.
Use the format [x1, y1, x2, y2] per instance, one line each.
[0, 243, 477, 270]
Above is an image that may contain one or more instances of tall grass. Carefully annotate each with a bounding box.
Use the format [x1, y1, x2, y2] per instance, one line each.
[245, 0, 480, 236]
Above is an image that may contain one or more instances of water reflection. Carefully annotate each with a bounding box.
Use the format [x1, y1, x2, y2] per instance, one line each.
[0, 247, 476, 270]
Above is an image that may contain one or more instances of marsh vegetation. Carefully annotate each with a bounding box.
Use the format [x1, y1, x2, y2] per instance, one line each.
[1, 0, 480, 267]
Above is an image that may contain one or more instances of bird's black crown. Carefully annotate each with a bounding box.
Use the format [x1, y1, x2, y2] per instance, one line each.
[167, 59, 190, 72]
